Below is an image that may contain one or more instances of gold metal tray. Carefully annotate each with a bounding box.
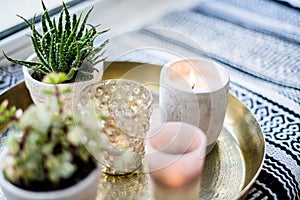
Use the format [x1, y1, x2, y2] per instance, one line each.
[0, 62, 265, 200]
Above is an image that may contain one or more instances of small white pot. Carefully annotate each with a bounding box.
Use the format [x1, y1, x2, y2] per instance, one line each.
[0, 151, 101, 200]
[23, 54, 103, 110]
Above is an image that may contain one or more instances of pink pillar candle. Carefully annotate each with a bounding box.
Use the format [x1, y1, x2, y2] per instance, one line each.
[145, 122, 207, 200]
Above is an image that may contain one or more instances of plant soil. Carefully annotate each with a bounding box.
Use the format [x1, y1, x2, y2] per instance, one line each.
[10, 156, 97, 192]
[31, 71, 75, 83]
[31, 72, 45, 82]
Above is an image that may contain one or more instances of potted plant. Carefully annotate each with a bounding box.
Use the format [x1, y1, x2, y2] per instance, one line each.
[0, 73, 105, 200]
[3, 1, 109, 108]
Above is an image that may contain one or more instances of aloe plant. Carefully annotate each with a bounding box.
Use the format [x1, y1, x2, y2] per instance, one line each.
[3, 1, 109, 82]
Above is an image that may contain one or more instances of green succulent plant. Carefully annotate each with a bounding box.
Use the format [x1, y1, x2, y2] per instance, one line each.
[3, 1, 109, 82]
[0, 73, 134, 191]
[0, 73, 99, 191]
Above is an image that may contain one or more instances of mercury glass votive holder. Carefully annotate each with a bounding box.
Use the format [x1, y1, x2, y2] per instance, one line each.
[145, 122, 207, 200]
[97, 170, 151, 199]
[80, 79, 153, 175]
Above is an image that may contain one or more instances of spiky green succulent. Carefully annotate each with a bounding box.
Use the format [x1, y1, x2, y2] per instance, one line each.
[3, 1, 109, 82]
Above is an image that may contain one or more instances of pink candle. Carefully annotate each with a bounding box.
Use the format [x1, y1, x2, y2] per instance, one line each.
[145, 122, 207, 200]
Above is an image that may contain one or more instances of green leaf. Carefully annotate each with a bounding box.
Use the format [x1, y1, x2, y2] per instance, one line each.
[41, 0, 53, 29]
[0, 100, 9, 112]
[43, 89, 55, 95]
[42, 72, 67, 84]
[58, 31, 67, 72]
[65, 13, 82, 48]
[77, 6, 93, 40]
[18, 14, 42, 39]
[72, 14, 77, 30]
[30, 36, 51, 73]
[9, 107, 16, 116]
[63, 2, 71, 34]
[3, 52, 48, 74]
[54, 43, 60, 72]
[66, 67, 78, 81]
[57, 73, 67, 83]
[41, 13, 48, 34]
[48, 33, 55, 72]
[52, 18, 58, 37]
[70, 42, 81, 69]
[57, 11, 63, 38]
[95, 28, 110, 37]
[41, 31, 51, 58]
[60, 87, 71, 94]
[95, 39, 109, 51]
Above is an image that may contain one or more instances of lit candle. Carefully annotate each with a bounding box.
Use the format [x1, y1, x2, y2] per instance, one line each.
[159, 58, 229, 154]
[189, 69, 196, 89]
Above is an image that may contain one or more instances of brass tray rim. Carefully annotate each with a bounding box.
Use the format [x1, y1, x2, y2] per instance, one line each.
[238, 137, 266, 198]
[0, 61, 266, 200]
[102, 61, 266, 199]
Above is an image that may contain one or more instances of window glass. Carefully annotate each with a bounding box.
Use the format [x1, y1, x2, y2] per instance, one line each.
[0, 0, 82, 40]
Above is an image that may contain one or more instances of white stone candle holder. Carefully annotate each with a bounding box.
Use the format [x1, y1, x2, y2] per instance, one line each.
[159, 58, 229, 154]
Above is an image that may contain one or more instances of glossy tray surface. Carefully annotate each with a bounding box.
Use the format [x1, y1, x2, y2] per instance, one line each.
[0, 62, 265, 200]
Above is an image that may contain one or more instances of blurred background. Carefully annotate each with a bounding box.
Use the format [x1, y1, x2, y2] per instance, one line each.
[0, 0, 200, 64]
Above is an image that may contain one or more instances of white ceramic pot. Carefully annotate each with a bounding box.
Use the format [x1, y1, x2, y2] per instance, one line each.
[0, 151, 101, 200]
[23, 54, 103, 110]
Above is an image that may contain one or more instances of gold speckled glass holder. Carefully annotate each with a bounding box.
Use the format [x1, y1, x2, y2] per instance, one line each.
[97, 167, 151, 200]
[80, 79, 153, 175]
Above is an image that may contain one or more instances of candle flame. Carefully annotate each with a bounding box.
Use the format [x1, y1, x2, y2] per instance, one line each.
[189, 69, 196, 89]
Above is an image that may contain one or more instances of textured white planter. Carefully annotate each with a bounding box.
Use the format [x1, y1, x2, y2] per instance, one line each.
[23, 54, 103, 110]
[0, 151, 101, 200]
